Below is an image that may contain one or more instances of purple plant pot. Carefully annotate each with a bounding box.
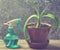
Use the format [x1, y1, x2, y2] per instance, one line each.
[26, 23, 51, 49]
[27, 23, 51, 42]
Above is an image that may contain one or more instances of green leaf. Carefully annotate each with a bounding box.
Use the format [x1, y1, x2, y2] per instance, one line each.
[40, 13, 59, 33]
[26, 0, 39, 15]
[23, 14, 38, 40]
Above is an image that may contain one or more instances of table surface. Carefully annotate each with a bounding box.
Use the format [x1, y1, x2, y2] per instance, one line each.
[0, 39, 60, 50]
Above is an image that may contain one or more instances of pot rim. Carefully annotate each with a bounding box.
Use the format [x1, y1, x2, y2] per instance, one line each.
[27, 22, 51, 28]
[41, 23, 51, 27]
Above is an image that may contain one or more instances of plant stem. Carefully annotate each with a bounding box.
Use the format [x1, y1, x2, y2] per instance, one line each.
[38, 17, 41, 28]
[36, 4, 49, 28]
[36, 15, 41, 28]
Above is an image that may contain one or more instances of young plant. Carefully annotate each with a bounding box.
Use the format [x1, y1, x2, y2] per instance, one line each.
[24, 0, 59, 40]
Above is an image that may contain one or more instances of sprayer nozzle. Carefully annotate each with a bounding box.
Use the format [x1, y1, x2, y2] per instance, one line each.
[4, 23, 8, 25]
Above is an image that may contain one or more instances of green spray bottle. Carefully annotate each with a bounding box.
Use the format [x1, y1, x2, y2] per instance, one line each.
[3, 18, 23, 49]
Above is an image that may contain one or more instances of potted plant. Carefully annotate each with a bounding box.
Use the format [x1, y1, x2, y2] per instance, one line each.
[23, 0, 59, 49]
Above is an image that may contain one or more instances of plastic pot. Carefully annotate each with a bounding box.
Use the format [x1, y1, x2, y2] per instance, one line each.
[26, 23, 51, 49]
